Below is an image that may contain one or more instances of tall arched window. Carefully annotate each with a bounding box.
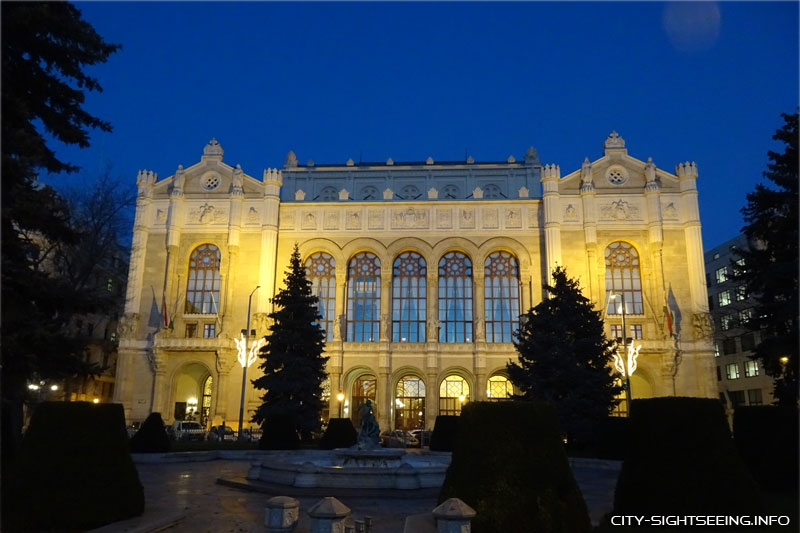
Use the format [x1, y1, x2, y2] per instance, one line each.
[185, 244, 221, 314]
[395, 375, 425, 431]
[305, 252, 336, 341]
[487, 375, 513, 400]
[605, 241, 643, 315]
[347, 252, 381, 342]
[351, 374, 377, 427]
[484, 251, 520, 343]
[439, 375, 470, 416]
[438, 252, 473, 343]
[392, 252, 426, 342]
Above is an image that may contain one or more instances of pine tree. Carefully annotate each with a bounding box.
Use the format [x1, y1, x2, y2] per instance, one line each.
[737, 112, 798, 405]
[252, 245, 329, 441]
[507, 266, 622, 442]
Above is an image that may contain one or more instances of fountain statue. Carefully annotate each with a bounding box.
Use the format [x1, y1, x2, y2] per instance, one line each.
[357, 399, 380, 450]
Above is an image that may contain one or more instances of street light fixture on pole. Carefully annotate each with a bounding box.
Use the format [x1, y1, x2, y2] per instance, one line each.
[336, 392, 344, 418]
[237, 286, 260, 440]
[610, 291, 633, 412]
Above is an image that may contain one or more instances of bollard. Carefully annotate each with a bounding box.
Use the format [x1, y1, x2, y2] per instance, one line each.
[432, 498, 476, 533]
[264, 496, 299, 532]
[354, 519, 365, 532]
[364, 516, 373, 533]
[308, 496, 351, 533]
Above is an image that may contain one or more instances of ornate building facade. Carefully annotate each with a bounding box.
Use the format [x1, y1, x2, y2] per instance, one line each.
[114, 133, 717, 431]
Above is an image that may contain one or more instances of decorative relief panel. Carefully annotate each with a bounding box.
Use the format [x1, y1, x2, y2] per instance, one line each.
[246, 207, 259, 224]
[281, 210, 296, 230]
[189, 203, 227, 225]
[368, 209, 384, 230]
[527, 206, 539, 228]
[459, 208, 475, 229]
[662, 202, 678, 220]
[392, 207, 429, 229]
[346, 210, 362, 230]
[482, 207, 498, 229]
[324, 211, 340, 230]
[505, 208, 522, 229]
[301, 211, 317, 230]
[155, 208, 167, 224]
[564, 204, 578, 222]
[436, 208, 453, 229]
[600, 199, 641, 221]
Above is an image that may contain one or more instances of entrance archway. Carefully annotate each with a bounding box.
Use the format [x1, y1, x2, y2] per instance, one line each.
[394, 375, 425, 431]
[172, 362, 213, 426]
[350, 374, 377, 428]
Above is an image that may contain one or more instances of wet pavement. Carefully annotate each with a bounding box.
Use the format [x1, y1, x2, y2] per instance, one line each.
[108, 456, 620, 532]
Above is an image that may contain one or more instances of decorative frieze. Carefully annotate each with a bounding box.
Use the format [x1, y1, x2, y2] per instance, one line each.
[368, 209, 385, 230]
[323, 211, 339, 230]
[301, 211, 317, 230]
[482, 207, 499, 229]
[392, 207, 429, 229]
[280, 210, 295, 229]
[436, 208, 453, 229]
[564, 204, 578, 222]
[189, 203, 227, 225]
[505, 208, 522, 228]
[247, 207, 260, 224]
[663, 202, 678, 220]
[346, 210, 362, 230]
[600, 199, 641, 221]
[459, 208, 475, 229]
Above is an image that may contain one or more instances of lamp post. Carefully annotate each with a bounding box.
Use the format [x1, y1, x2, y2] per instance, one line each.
[237, 285, 260, 440]
[610, 292, 633, 412]
[336, 392, 344, 418]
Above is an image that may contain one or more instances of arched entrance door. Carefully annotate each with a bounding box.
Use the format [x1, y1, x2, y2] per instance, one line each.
[350, 374, 377, 428]
[395, 375, 425, 431]
[172, 362, 212, 426]
[439, 374, 470, 415]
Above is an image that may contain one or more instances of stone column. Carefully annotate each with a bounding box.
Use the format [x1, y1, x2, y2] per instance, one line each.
[541, 164, 562, 283]
[125, 171, 156, 316]
[580, 161, 599, 303]
[215, 346, 236, 421]
[379, 272, 391, 342]
[474, 371, 487, 401]
[426, 273, 438, 343]
[676, 162, 707, 313]
[257, 169, 282, 315]
[473, 271, 485, 342]
[334, 275, 347, 341]
[151, 349, 168, 418]
[328, 370, 341, 420]
[377, 369, 391, 430]
[425, 369, 438, 429]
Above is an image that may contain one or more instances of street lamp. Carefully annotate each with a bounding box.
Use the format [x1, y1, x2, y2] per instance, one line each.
[237, 286, 260, 440]
[609, 292, 634, 412]
[336, 392, 344, 418]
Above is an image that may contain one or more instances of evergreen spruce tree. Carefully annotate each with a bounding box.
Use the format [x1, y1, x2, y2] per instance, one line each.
[737, 112, 798, 405]
[252, 245, 329, 441]
[507, 266, 622, 443]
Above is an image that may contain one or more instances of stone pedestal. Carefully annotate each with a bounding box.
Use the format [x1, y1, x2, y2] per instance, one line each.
[433, 498, 476, 533]
[308, 496, 351, 533]
[265, 496, 299, 532]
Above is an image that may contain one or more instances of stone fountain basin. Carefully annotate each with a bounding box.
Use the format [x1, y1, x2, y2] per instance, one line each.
[246, 449, 451, 490]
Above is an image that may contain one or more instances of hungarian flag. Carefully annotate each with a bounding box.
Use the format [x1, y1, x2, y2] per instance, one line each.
[664, 293, 674, 337]
[162, 300, 169, 328]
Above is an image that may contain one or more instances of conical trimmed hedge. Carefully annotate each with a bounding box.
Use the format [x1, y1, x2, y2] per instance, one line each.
[130, 411, 171, 453]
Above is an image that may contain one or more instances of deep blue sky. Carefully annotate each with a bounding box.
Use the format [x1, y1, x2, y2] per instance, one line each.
[45, 2, 798, 249]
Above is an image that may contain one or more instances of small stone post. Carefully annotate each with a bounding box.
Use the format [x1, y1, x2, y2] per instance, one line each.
[308, 496, 351, 533]
[432, 498, 476, 533]
[265, 496, 299, 533]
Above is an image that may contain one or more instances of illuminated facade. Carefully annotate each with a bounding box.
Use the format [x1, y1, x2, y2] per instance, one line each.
[114, 133, 718, 430]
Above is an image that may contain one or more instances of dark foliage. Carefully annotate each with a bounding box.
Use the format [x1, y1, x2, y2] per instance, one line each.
[2, 402, 144, 530]
[587, 416, 630, 460]
[1, 1, 120, 463]
[252, 244, 329, 441]
[734, 405, 799, 491]
[439, 402, 591, 533]
[736, 112, 798, 405]
[507, 266, 622, 443]
[613, 397, 762, 517]
[259, 414, 300, 450]
[429, 415, 460, 452]
[319, 418, 358, 449]
[130, 412, 171, 453]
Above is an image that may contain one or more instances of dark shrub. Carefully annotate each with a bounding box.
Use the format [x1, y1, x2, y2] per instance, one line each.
[130, 412, 171, 453]
[439, 402, 590, 533]
[259, 414, 299, 450]
[2, 402, 144, 531]
[591, 416, 630, 460]
[319, 418, 357, 449]
[613, 397, 762, 517]
[429, 415, 459, 452]
[734, 405, 799, 490]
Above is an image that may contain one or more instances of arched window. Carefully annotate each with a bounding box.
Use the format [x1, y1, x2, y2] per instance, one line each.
[347, 252, 381, 342]
[320, 186, 339, 201]
[487, 375, 513, 400]
[361, 186, 378, 200]
[483, 184, 502, 199]
[185, 244, 221, 314]
[438, 252, 473, 343]
[350, 374, 377, 427]
[442, 184, 459, 200]
[439, 375, 470, 415]
[605, 241, 643, 315]
[395, 375, 425, 431]
[484, 251, 520, 343]
[305, 252, 336, 341]
[401, 185, 420, 200]
[392, 252, 426, 342]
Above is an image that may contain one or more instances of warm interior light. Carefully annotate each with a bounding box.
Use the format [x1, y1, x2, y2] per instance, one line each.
[458, 395, 465, 403]
[780, 356, 790, 364]
[336, 392, 344, 402]
[92, 398, 99, 404]
[50, 385, 58, 391]
[28, 384, 40, 391]
[395, 398, 405, 408]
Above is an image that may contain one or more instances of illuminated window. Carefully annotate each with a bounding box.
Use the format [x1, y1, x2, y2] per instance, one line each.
[439, 375, 470, 415]
[611, 378, 627, 417]
[715, 267, 729, 284]
[744, 360, 759, 377]
[718, 290, 732, 307]
[438, 252, 473, 343]
[726, 363, 740, 380]
[714, 342, 720, 357]
[185, 244, 221, 314]
[747, 388, 762, 405]
[483, 184, 502, 199]
[347, 252, 381, 342]
[305, 252, 336, 341]
[733, 258, 747, 276]
[185, 323, 197, 338]
[720, 315, 733, 331]
[736, 285, 748, 301]
[610, 324, 623, 339]
[392, 252, 426, 342]
[395, 376, 425, 431]
[351, 374, 377, 427]
[106, 278, 114, 292]
[320, 186, 339, 201]
[630, 324, 643, 340]
[487, 375, 513, 400]
[203, 323, 215, 338]
[605, 242, 643, 315]
[739, 308, 753, 326]
[484, 251, 520, 343]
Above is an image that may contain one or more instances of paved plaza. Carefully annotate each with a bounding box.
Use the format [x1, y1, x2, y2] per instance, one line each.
[94, 455, 620, 533]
